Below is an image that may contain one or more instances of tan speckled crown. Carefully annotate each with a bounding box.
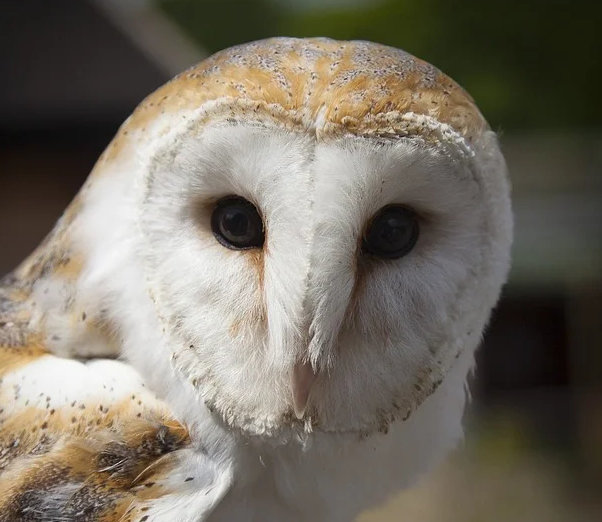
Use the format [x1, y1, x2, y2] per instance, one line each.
[116, 37, 488, 148]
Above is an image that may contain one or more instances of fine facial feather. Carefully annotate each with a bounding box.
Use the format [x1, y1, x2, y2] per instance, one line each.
[0, 37, 512, 521]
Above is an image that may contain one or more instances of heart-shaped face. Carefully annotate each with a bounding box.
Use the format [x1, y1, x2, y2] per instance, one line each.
[7, 37, 512, 443]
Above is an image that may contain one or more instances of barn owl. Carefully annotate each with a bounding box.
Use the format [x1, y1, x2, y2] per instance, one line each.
[0, 37, 512, 522]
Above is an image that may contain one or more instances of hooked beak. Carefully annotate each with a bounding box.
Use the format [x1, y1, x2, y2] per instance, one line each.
[291, 360, 317, 419]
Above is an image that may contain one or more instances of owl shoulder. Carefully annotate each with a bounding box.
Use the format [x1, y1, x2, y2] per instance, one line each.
[0, 341, 195, 522]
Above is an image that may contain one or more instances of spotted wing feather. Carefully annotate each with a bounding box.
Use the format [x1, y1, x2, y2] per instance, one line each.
[0, 325, 231, 521]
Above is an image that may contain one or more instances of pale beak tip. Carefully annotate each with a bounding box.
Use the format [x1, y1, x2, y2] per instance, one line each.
[291, 360, 317, 420]
[293, 403, 307, 420]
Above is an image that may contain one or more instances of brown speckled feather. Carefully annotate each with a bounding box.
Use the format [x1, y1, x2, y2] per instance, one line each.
[1, 258, 190, 521]
[0, 331, 190, 521]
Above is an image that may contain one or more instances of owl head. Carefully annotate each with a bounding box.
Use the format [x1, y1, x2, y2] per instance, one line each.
[53, 37, 512, 440]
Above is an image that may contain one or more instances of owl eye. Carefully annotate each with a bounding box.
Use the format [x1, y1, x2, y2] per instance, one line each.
[363, 205, 419, 259]
[211, 197, 265, 250]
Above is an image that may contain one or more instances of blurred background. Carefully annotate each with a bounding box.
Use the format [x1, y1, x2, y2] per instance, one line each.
[1, 0, 601, 519]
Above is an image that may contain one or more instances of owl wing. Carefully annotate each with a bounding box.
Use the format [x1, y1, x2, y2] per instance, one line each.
[0, 342, 233, 522]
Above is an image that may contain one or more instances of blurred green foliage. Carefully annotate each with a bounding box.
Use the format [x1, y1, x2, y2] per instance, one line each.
[158, 0, 601, 131]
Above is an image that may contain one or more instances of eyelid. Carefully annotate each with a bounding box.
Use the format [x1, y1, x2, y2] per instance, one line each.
[215, 195, 264, 217]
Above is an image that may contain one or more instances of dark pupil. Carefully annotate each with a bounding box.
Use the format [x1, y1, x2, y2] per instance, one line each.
[364, 206, 418, 259]
[377, 215, 411, 249]
[212, 197, 264, 250]
[221, 208, 250, 239]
